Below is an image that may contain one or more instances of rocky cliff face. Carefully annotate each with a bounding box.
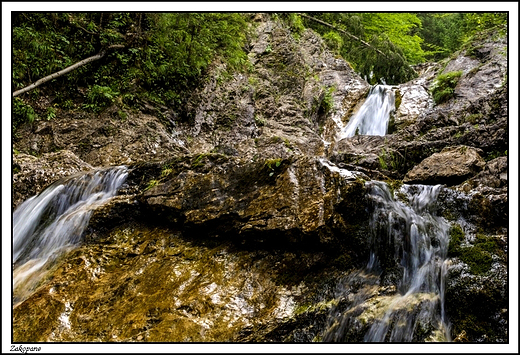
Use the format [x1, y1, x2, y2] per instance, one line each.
[12, 16, 508, 343]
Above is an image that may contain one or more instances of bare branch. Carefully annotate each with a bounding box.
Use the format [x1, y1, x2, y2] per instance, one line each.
[12, 45, 125, 97]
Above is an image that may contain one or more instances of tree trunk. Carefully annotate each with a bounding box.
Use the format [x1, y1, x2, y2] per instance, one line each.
[298, 13, 388, 58]
[12, 45, 124, 97]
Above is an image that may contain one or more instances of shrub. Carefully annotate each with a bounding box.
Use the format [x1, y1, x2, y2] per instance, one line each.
[13, 97, 38, 130]
[430, 70, 463, 105]
[323, 31, 343, 53]
[83, 85, 119, 112]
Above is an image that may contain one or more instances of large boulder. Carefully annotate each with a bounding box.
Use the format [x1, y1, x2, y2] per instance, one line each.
[403, 145, 485, 185]
[134, 155, 369, 252]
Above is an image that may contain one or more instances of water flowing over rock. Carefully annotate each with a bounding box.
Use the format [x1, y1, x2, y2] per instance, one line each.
[339, 85, 396, 139]
[323, 182, 451, 342]
[11, 15, 508, 345]
[12, 150, 93, 210]
[13, 167, 128, 304]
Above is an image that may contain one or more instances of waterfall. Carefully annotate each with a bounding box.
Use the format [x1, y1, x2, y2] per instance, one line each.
[12, 166, 128, 303]
[364, 182, 451, 341]
[324, 182, 452, 342]
[339, 85, 395, 139]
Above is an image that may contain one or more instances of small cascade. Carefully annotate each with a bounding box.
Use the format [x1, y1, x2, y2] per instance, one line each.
[339, 85, 395, 139]
[324, 181, 452, 342]
[12, 166, 128, 303]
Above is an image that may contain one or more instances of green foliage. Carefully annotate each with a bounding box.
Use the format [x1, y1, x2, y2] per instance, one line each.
[264, 158, 283, 177]
[416, 13, 507, 61]
[12, 13, 250, 123]
[416, 13, 466, 60]
[430, 71, 463, 105]
[462, 13, 507, 39]
[283, 13, 305, 39]
[192, 153, 210, 168]
[378, 147, 406, 172]
[320, 86, 336, 114]
[149, 13, 249, 90]
[13, 97, 38, 130]
[83, 85, 119, 112]
[360, 13, 425, 64]
[303, 13, 420, 84]
[144, 179, 160, 192]
[485, 150, 508, 161]
[45, 106, 57, 120]
[323, 31, 343, 53]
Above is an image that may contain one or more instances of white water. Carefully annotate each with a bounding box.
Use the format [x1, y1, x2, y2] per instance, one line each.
[323, 182, 452, 342]
[339, 85, 395, 139]
[363, 182, 451, 342]
[12, 166, 128, 303]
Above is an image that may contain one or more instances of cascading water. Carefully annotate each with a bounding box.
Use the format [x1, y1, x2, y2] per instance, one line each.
[339, 85, 395, 139]
[12, 166, 128, 304]
[365, 182, 451, 341]
[323, 182, 452, 342]
[323, 77, 453, 341]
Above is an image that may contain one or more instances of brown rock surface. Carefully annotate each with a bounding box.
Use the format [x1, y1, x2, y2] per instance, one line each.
[404, 145, 485, 185]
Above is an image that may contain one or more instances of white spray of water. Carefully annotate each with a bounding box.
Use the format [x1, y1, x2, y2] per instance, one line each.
[339, 85, 395, 139]
[363, 182, 451, 342]
[12, 166, 128, 303]
[324, 182, 452, 342]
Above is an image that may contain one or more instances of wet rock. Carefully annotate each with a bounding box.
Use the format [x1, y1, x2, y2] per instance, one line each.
[12, 224, 344, 342]
[404, 146, 485, 186]
[445, 256, 508, 342]
[135, 155, 369, 253]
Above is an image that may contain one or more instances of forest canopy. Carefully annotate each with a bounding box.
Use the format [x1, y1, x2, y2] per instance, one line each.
[12, 12, 507, 130]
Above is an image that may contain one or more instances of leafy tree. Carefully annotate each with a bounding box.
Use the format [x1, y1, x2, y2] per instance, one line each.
[302, 13, 419, 84]
[416, 13, 465, 60]
[359, 13, 425, 64]
[417, 12, 507, 61]
[12, 12, 250, 129]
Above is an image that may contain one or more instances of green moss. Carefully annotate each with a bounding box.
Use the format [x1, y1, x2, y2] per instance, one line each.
[294, 299, 338, 316]
[449, 225, 497, 275]
[448, 224, 465, 255]
[394, 89, 402, 110]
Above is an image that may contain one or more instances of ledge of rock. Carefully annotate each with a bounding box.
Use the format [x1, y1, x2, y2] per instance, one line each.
[403, 145, 485, 186]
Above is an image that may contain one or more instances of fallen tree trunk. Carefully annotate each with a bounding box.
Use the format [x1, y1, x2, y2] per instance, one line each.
[12, 45, 125, 97]
[298, 13, 387, 58]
